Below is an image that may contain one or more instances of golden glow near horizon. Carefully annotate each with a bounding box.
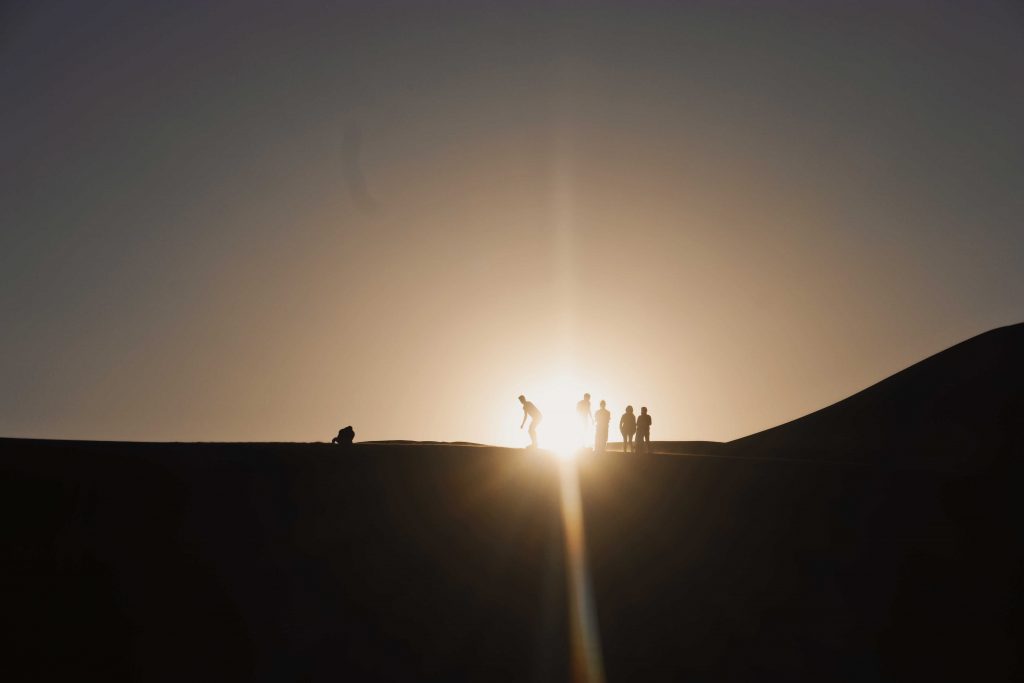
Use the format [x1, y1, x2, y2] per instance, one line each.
[3, 5, 1021, 446]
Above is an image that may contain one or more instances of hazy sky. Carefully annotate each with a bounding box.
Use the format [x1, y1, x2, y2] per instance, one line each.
[2, 1, 1023, 445]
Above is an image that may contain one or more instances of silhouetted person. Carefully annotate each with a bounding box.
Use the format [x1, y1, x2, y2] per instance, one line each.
[332, 425, 355, 446]
[594, 400, 611, 454]
[620, 406, 636, 453]
[519, 395, 543, 448]
[576, 392, 592, 445]
[636, 407, 652, 454]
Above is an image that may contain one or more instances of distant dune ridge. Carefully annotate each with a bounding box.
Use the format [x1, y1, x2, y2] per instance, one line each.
[1, 323, 1021, 680]
[726, 322, 1024, 469]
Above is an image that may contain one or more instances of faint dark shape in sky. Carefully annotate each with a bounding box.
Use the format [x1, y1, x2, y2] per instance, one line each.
[341, 122, 379, 215]
[0, 1, 32, 44]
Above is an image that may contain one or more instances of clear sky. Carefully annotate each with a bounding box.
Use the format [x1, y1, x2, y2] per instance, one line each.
[2, 1, 1022, 445]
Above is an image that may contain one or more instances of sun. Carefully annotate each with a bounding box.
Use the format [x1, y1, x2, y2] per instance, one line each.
[519, 373, 592, 459]
[547, 421, 582, 460]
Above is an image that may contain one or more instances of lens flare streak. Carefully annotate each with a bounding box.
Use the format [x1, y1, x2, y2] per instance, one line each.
[557, 458, 606, 683]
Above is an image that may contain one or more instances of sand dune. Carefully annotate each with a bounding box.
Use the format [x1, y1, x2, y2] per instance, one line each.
[1, 324, 1020, 681]
[727, 322, 1024, 470]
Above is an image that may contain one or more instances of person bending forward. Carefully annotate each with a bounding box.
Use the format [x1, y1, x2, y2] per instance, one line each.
[519, 395, 543, 448]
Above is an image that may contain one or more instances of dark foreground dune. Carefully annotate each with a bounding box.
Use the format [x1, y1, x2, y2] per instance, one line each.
[2, 324, 1022, 681]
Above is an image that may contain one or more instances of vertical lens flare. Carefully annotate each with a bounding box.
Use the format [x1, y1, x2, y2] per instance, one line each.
[557, 458, 606, 683]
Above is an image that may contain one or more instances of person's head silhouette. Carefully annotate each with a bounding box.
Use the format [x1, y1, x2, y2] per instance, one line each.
[626, 405, 634, 414]
[600, 400, 606, 409]
[641, 407, 648, 415]
[518, 395, 526, 404]
[584, 393, 590, 401]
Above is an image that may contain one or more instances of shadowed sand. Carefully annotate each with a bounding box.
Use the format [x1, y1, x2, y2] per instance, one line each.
[1, 324, 1021, 681]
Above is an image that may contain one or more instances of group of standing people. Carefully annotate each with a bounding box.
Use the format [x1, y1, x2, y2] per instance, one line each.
[616, 403, 653, 454]
[519, 393, 652, 454]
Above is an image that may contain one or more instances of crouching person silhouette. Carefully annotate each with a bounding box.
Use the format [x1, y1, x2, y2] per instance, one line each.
[332, 426, 355, 446]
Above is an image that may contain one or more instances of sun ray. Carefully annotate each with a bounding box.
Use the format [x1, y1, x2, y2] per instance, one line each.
[557, 458, 606, 683]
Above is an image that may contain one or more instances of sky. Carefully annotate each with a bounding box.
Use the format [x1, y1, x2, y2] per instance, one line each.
[2, 1, 1023, 445]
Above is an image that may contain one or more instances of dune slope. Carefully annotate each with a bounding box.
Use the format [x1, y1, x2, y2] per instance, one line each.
[727, 322, 1024, 469]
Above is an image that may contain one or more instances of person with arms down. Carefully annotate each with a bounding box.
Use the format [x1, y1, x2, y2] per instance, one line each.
[594, 400, 611, 454]
[576, 392, 593, 446]
[636, 406, 652, 454]
[619, 405, 636, 454]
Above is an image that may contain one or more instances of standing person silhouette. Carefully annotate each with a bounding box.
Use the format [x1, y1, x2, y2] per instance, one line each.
[576, 393, 593, 446]
[636, 406, 652, 454]
[519, 395, 543, 449]
[594, 400, 611, 454]
[619, 406, 636, 454]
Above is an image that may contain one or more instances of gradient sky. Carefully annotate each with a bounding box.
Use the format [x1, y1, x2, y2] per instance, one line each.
[2, 1, 1023, 445]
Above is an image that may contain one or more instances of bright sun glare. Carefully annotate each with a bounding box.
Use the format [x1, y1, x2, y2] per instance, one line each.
[517, 374, 592, 459]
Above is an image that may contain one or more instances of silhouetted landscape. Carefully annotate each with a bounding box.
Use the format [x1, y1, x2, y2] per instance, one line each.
[5, 2, 1023, 680]
[3, 324, 1021, 681]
